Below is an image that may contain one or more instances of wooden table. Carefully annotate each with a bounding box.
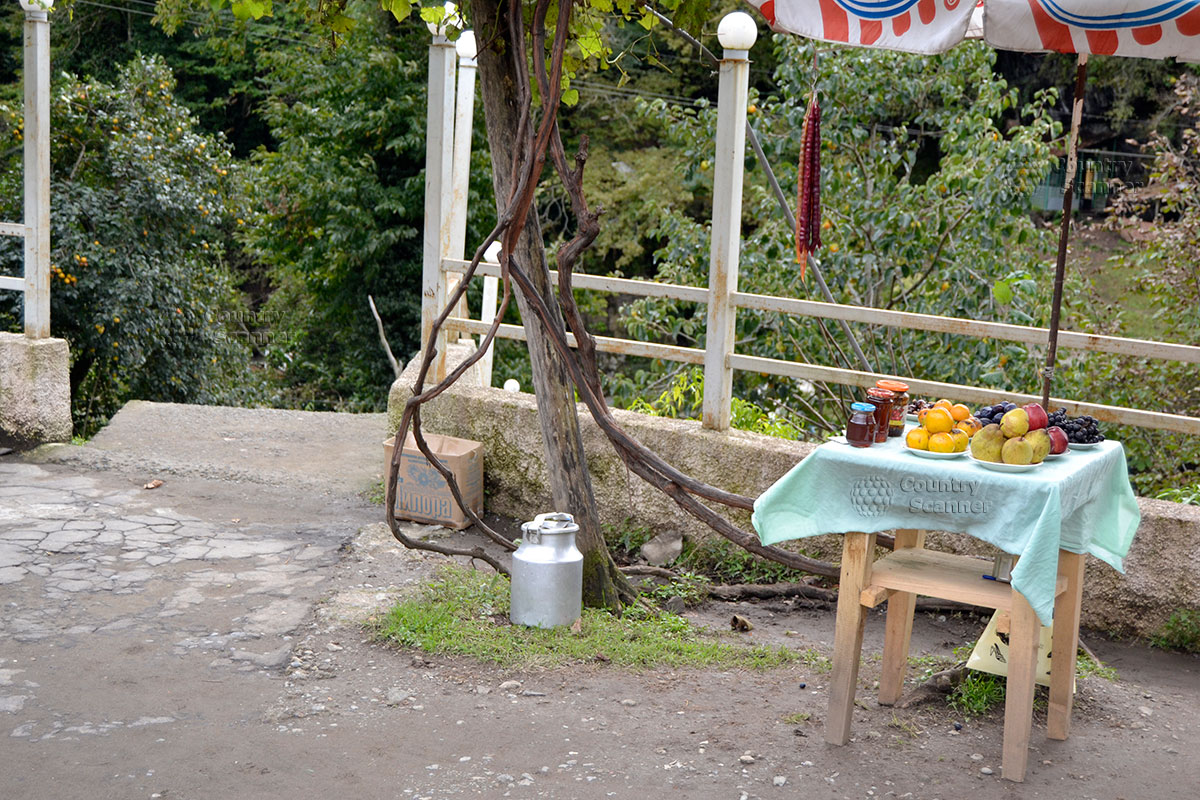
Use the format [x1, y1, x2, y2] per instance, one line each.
[826, 528, 1086, 782]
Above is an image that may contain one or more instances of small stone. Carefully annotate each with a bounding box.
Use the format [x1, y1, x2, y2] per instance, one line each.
[459, 756, 471, 762]
[773, 776, 787, 786]
[538, 766, 549, 774]
[1138, 706, 1154, 717]
[476, 685, 492, 695]
[980, 767, 994, 775]
[798, 682, 806, 689]
[620, 698, 638, 707]
[496, 773, 514, 784]
[386, 687, 413, 705]
[662, 596, 686, 614]
[970, 753, 984, 762]
[326, 642, 343, 652]
[520, 773, 535, 782]
[953, 722, 963, 731]
[499, 680, 522, 692]
[739, 754, 755, 764]
[640, 530, 682, 566]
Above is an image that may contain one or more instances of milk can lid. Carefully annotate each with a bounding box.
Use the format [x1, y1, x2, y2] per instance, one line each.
[532, 511, 579, 535]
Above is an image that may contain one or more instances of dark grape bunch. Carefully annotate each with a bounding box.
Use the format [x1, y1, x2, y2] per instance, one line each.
[973, 402, 1018, 426]
[1048, 408, 1105, 444]
[907, 398, 932, 415]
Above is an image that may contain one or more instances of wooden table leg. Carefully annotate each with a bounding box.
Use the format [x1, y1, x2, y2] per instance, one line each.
[826, 532, 876, 746]
[878, 529, 926, 706]
[1048, 549, 1086, 740]
[1001, 590, 1040, 782]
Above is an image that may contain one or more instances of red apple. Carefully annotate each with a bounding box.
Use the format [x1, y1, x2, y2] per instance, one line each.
[1022, 402, 1049, 430]
[1047, 425, 1069, 455]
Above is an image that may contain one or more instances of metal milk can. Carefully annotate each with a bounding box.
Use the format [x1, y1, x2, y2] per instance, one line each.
[510, 511, 583, 629]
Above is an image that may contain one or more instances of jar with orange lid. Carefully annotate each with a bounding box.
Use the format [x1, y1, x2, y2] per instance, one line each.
[864, 387, 895, 444]
[876, 380, 910, 437]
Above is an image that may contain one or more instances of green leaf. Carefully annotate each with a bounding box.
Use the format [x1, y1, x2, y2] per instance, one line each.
[230, 0, 270, 20]
[561, 88, 580, 107]
[992, 280, 1013, 304]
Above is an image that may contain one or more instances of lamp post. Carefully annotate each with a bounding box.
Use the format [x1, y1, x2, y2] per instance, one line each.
[19, 0, 51, 339]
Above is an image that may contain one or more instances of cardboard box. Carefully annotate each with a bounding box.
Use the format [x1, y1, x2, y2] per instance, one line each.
[383, 433, 483, 530]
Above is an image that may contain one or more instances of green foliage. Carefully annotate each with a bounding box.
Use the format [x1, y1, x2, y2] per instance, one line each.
[603, 518, 655, 557]
[1149, 609, 1200, 654]
[0, 56, 258, 436]
[626, 367, 803, 438]
[240, 7, 494, 409]
[678, 535, 807, 585]
[948, 669, 1007, 718]
[640, 570, 711, 607]
[372, 564, 801, 669]
[619, 40, 1060, 434]
[1156, 484, 1200, 506]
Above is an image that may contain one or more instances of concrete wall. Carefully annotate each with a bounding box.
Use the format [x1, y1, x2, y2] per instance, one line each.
[0, 332, 71, 448]
[387, 345, 1200, 639]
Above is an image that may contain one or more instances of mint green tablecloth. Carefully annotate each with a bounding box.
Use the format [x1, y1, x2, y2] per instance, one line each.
[752, 436, 1141, 625]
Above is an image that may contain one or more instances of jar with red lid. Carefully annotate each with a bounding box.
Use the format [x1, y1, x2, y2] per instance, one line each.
[865, 387, 895, 444]
[876, 380, 910, 437]
[846, 402, 876, 448]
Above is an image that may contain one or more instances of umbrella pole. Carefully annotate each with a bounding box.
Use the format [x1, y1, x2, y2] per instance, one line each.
[1041, 54, 1089, 409]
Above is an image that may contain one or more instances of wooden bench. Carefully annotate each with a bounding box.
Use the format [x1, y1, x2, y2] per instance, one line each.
[826, 529, 1086, 782]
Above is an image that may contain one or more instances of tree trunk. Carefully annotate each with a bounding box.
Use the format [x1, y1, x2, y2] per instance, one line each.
[470, 0, 631, 609]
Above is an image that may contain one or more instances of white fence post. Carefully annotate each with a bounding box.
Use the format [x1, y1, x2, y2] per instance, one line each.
[447, 30, 477, 329]
[421, 15, 458, 382]
[479, 241, 500, 387]
[22, 0, 51, 339]
[702, 13, 756, 431]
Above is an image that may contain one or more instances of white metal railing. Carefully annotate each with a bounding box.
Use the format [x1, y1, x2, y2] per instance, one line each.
[420, 14, 1200, 438]
[1, 2, 52, 339]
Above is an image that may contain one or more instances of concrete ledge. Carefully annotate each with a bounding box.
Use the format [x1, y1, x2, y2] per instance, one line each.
[0, 332, 71, 448]
[388, 344, 1200, 638]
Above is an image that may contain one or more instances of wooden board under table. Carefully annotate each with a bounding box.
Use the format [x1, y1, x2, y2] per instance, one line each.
[859, 548, 1067, 611]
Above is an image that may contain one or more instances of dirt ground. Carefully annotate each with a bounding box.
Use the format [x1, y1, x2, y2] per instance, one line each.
[2, 403, 1197, 799]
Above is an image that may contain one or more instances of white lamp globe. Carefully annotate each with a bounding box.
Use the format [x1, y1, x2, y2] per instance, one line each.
[19, 0, 54, 11]
[503, 379, 520, 393]
[455, 30, 477, 60]
[426, 2, 461, 36]
[717, 11, 758, 52]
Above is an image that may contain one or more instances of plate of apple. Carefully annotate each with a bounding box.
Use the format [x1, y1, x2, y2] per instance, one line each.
[967, 402, 1069, 471]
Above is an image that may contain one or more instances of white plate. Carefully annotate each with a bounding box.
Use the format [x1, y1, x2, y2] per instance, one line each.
[1044, 450, 1069, 460]
[968, 454, 1041, 472]
[1067, 440, 1103, 449]
[905, 413, 920, 423]
[907, 447, 967, 459]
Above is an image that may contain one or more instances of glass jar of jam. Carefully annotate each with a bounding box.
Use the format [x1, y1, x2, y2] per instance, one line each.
[846, 402, 876, 448]
[865, 387, 895, 444]
[876, 380, 911, 438]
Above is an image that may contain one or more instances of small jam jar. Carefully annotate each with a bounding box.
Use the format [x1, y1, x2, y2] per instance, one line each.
[846, 402, 876, 448]
[865, 387, 895, 444]
[876, 380, 911, 438]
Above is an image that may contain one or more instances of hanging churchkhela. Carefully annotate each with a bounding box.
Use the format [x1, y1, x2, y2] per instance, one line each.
[795, 90, 821, 280]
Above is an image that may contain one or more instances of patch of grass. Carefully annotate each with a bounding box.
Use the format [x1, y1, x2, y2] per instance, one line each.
[371, 565, 805, 671]
[678, 536, 809, 585]
[781, 712, 811, 725]
[362, 479, 386, 506]
[887, 713, 923, 739]
[602, 518, 654, 560]
[1077, 652, 1118, 681]
[641, 571, 711, 608]
[1149, 609, 1200, 653]
[948, 670, 1007, 718]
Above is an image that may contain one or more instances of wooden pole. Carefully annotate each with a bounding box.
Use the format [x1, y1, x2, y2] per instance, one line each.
[1042, 54, 1088, 409]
